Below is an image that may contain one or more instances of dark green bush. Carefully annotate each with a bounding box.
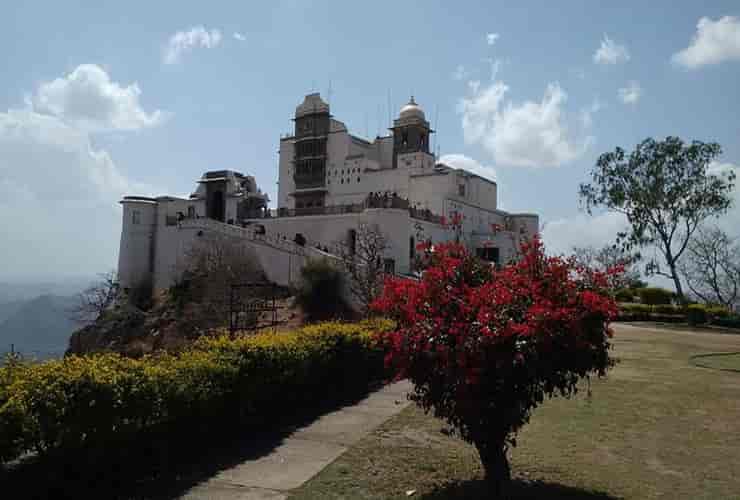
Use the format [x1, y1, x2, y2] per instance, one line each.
[685, 304, 708, 325]
[711, 315, 740, 329]
[294, 259, 349, 321]
[637, 287, 674, 305]
[0, 320, 390, 465]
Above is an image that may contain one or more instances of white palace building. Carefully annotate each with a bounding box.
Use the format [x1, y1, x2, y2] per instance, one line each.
[118, 93, 539, 293]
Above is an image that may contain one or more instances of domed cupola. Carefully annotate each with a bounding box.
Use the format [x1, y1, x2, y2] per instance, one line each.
[391, 96, 434, 168]
[398, 96, 426, 122]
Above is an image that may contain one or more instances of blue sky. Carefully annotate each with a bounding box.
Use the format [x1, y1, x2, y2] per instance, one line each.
[1, 1, 739, 281]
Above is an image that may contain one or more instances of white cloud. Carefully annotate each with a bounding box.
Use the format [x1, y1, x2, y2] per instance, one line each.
[593, 34, 630, 65]
[541, 212, 628, 257]
[486, 33, 500, 46]
[459, 80, 590, 167]
[164, 26, 223, 64]
[672, 16, 740, 69]
[579, 98, 602, 128]
[0, 68, 162, 280]
[438, 154, 497, 182]
[30, 64, 165, 132]
[233, 32, 246, 42]
[618, 81, 642, 104]
[452, 65, 469, 81]
[0, 108, 159, 279]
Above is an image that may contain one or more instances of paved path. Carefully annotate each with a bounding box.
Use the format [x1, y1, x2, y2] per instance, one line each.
[181, 380, 413, 499]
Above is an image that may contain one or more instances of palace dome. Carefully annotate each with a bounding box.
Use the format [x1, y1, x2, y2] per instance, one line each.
[399, 96, 425, 121]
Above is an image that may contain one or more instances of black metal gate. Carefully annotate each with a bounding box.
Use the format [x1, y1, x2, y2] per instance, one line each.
[229, 282, 281, 334]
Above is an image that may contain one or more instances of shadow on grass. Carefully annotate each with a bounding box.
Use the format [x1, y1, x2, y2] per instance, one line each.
[0, 382, 385, 500]
[422, 477, 620, 500]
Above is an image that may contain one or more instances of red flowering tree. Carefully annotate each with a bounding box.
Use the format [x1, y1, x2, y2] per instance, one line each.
[372, 237, 618, 495]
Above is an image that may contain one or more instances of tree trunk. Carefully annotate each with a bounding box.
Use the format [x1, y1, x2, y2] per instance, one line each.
[669, 262, 686, 304]
[476, 441, 511, 498]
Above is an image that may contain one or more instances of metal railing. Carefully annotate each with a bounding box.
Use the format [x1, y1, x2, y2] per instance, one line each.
[409, 207, 444, 224]
[277, 204, 364, 217]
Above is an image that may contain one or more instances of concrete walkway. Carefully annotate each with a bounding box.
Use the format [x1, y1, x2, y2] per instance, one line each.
[181, 380, 413, 499]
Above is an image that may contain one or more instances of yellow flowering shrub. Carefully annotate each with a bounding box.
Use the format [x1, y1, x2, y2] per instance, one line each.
[0, 320, 391, 464]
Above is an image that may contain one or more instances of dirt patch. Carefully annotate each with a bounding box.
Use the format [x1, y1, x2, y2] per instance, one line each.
[376, 426, 448, 449]
[646, 457, 683, 478]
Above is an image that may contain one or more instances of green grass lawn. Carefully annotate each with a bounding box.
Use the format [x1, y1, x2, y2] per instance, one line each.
[290, 324, 740, 499]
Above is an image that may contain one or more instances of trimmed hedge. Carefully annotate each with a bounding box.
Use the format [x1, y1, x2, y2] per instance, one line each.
[0, 320, 391, 465]
[614, 288, 637, 303]
[617, 302, 738, 329]
[653, 304, 680, 315]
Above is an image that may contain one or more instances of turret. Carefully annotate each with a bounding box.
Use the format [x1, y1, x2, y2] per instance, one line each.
[391, 97, 434, 169]
[118, 197, 157, 291]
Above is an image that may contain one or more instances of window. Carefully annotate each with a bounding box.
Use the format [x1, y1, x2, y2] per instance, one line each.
[458, 184, 466, 197]
[187, 206, 195, 218]
[402, 131, 408, 147]
[132, 210, 140, 225]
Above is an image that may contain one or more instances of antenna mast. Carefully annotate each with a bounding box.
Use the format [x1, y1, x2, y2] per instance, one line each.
[387, 89, 392, 129]
[433, 104, 440, 160]
[377, 104, 381, 137]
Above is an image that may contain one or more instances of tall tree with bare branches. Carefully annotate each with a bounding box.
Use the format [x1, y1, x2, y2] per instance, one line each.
[678, 226, 740, 309]
[68, 270, 120, 325]
[174, 232, 265, 330]
[572, 244, 643, 289]
[338, 222, 389, 315]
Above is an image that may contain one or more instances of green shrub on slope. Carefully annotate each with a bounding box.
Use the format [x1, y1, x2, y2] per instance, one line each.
[0, 320, 391, 465]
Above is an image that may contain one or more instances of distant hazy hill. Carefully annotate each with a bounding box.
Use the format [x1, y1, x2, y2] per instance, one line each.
[0, 294, 79, 359]
[0, 299, 26, 324]
[0, 278, 91, 303]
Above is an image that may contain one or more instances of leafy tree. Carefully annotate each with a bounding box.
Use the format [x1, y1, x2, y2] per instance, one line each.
[372, 239, 617, 495]
[678, 225, 740, 309]
[637, 287, 674, 305]
[294, 259, 348, 322]
[579, 137, 735, 302]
